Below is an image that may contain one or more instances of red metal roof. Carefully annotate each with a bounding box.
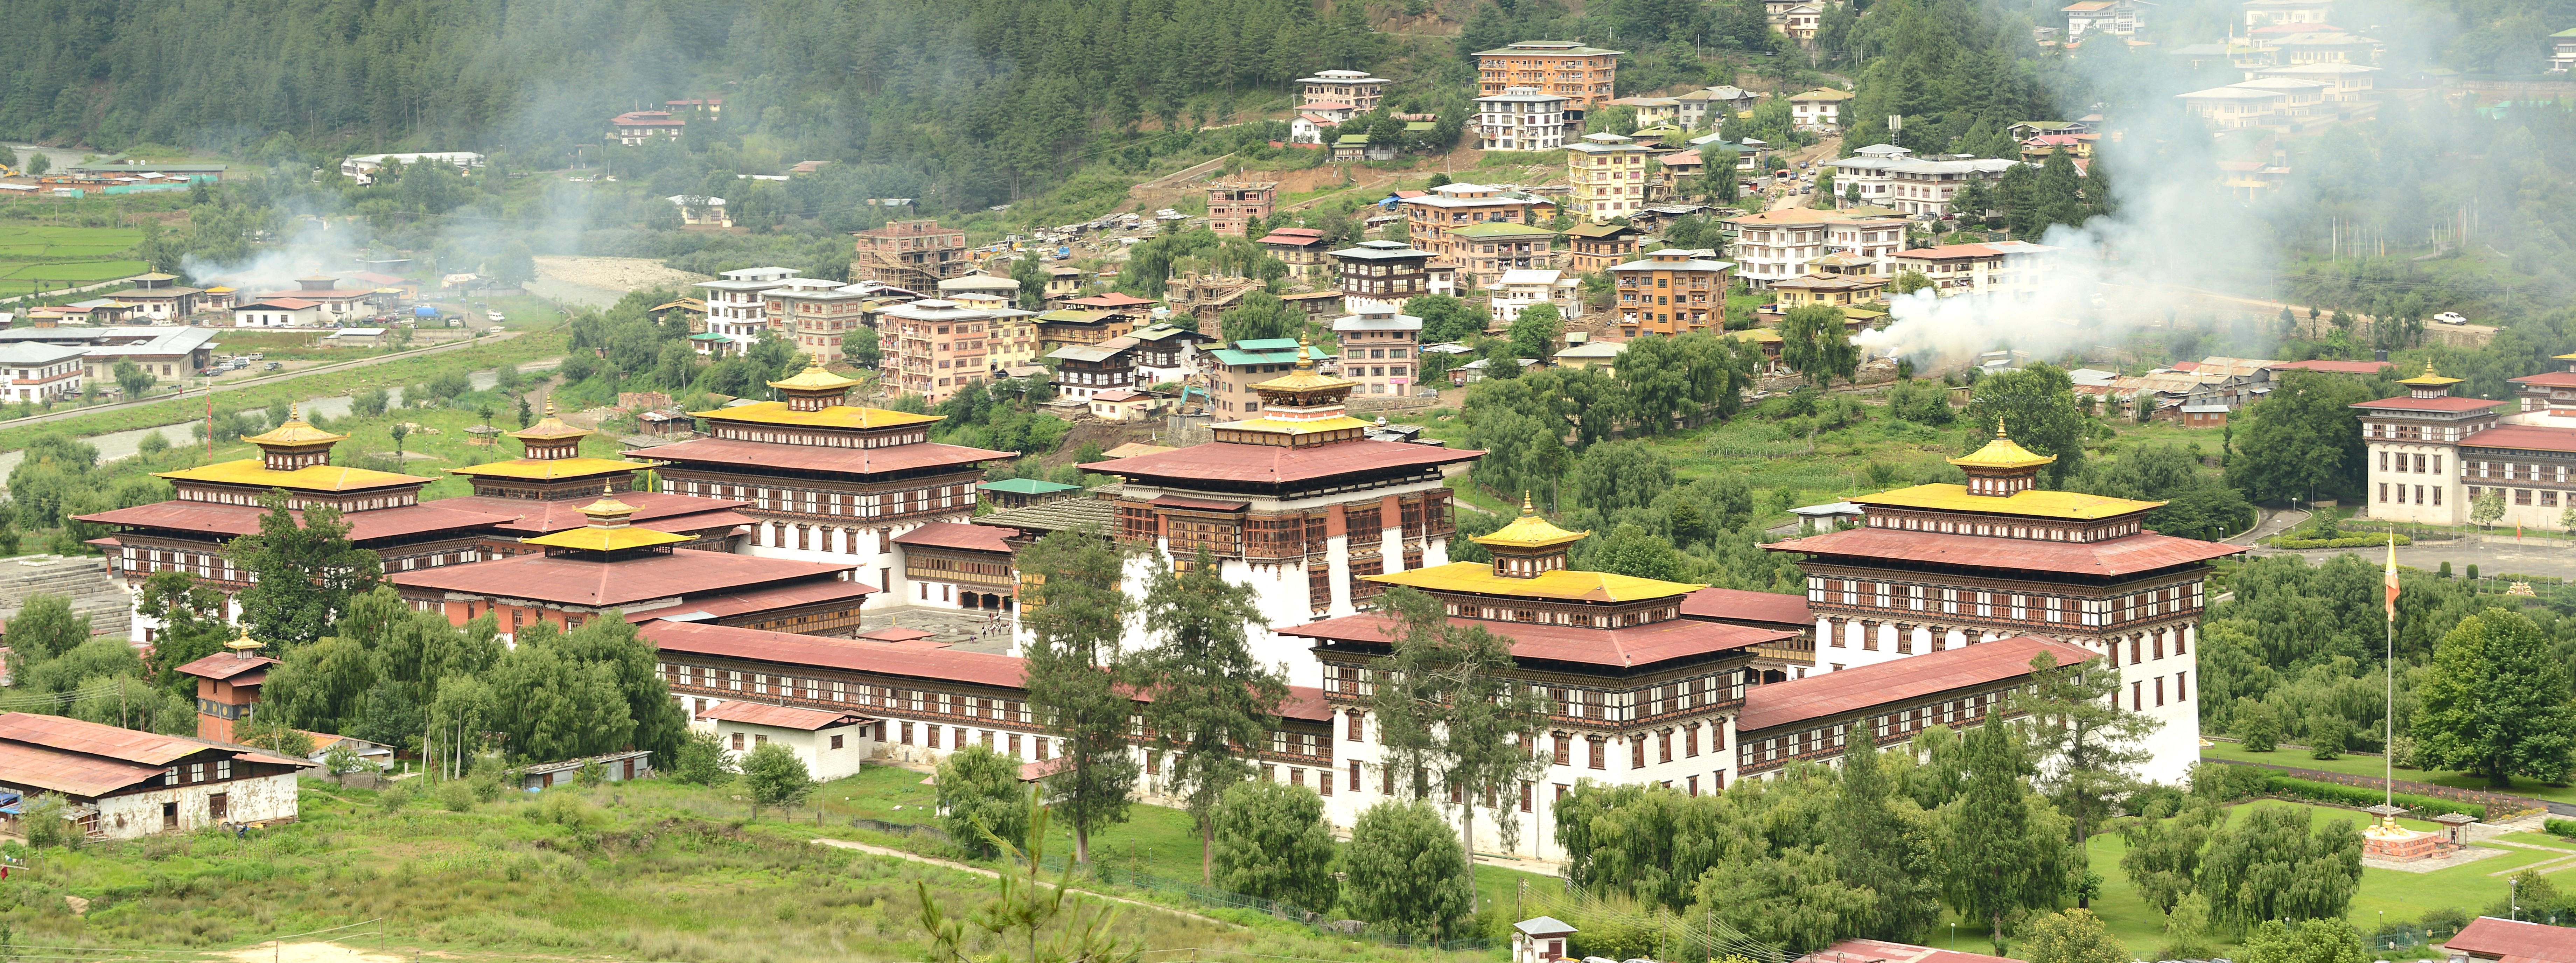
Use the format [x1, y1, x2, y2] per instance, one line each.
[76, 500, 514, 543]
[643, 620, 1031, 689]
[0, 712, 308, 798]
[858, 626, 936, 642]
[2351, 396, 2504, 412]
[435, 492, 749, 536]
[390, 548, 863, 608]
[629, 438, 1008, 476]
[1278, 685, 1332, 722]
[174, 651, 277, 682]
[2510, 371, 2576, 388]
[1276, 613, 1788, 669]
[1082, 439, 1481, 487]
[2448, 917, 2576, 963]
[2269, 359, 2394, 375]
[1737, 636, 2093, 733]
[1680, 587, 1812, 628]
[2462, 424, 2576, 453]
[0, 740, 167, 797]
[1150, 494, 1252, 511]
[1766, 528, 2247, 577]
[632, 578, 877, 622]
[1068, 293, 1157, 309]
[696, 700, 871, 730]
[891, 521, 1015, 553]
[1797, 938, 2026, 963]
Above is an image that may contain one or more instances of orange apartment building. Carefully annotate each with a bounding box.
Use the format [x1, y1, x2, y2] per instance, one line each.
[764, 278, 877, 364]
[882, 298, 998, 405]
[1563, 222, 1641, 273]
[1207, 182, 1277, 237]
[1396, 182, 1554, 273]
[1475, 41, 1624, 107]
[854, 220, 971, 289]
[1608, 247, 1734, 339]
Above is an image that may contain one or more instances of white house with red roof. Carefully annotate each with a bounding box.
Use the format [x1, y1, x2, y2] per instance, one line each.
[695, 700, 878, 780]
[0, 712, 313, 839]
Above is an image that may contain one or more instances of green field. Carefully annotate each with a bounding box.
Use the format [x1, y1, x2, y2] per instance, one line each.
[0, 224, 148, 297]
[2200, 739, 2576, 804]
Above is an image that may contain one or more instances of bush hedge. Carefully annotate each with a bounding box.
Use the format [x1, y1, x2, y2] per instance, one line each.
[2275, 534, 2413, 550]
[2548, 818, 2576, 839]
[2196, 763, 2490, 821]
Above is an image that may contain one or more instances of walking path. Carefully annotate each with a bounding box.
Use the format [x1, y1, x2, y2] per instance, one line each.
[809, 837, 1235, 927]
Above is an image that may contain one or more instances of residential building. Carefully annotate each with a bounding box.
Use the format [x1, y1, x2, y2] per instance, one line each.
[231, 298, 323, 327]
[1788, 88, 1856, 131]
[1554, 340, 1627, 371]
[694, 266, 798, 356]
[1822, 145, 2021, 216]
[1331, 134, 1396, 162]
[1087, 388, 1165, 422]
[79, 414, 516, 641]
[1331, 304, 1422, 397]
[1043, 266, 1086, 303]
[1127, 323, 1217, 386]
[1567, 132, 1654, 222]
[1475, 41, 1624, 107]
[1296, 69, 1390, 113]
[1766, 425, 2243, 784]
[1256, 228, 1337, 280]
[1290, 112, 1338, 146]
[882, 299, 1000, 404]
[1331, 240, 1435, 306]
[1724, 208, 1845, 286]
[2555, 27, 2576, 73]
[338, 152, 485, 185]
[1562, 223, 1642, 273]
[1400, 183, 1553, 270]
[631, 366, 1013, 600]
[1821, 211, 1911, 271]
[646, 619, 1335, 779]
[609, 110, 685, 145]
[2252, 62, 2381, 105]
[2062, 0, 2147, 40]
[1207, 182, 1277, 237]
[2242, 0, 2336, 27]
[2019, 132, 2100, 162]
[174, 633, 274, 742]
[1048, 335, 1140, 401]
[764, 277, 877, 364]
[0, 327, 216, 383]
[1476, 88, 1570, 151]
[0, 343, 86, 402]
[257, 276, 371, 322]
[696, 701, 878, 781]
[1489, 268, 1584, 325]
[1769, 273, 1889, 312]
[106, 273, 203, 321]
[1031, 309, 1129, 353]
[1607, 248, 1733, 338]
[1889, 241, 2058, 299]
[0, 712, 311, 840]
[1061, 293, 1160, 328]
[1444, 221, 1558, 289]
[854, 219, 971, 290]
[1674, 86, 1762, 129]
[665, 97, 726, 119]
[1606, 96, 1682, 126]
[1202, 338, 1331, 417]
[1779, 3, 1827, 41]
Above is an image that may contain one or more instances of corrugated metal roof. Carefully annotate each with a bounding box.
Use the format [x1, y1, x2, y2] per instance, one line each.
[174, 652, 277, 682]
[1767, 528, 2246, 577]
[75, 500, 514, 543]
[1082, 439, 1480, 486]
[1680, 587, 1811, 628]
[696, 700, 872, 730]
[646, 621, 1030, 688]
[390, 548, 861, 607]
[2462, 425, 2576, 454]
[2447, 917, 2576, 963]
[892, 521, 1015, 553]
[631, 438, 1008, 476]
[1277, 612, 1786, 670]
[1738, 636, 2092, 733]
[435, 492, 748, 536]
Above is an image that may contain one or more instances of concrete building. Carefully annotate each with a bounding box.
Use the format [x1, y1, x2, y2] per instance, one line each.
[764, 277, 877, 364]
[695, 700, 878, 781]
[1296, 69, 1390, 113]
[693, 266, 798, 357]
[882, 298, 1001, 404]
[1823, 146, 2021, 216]
[1399, 183, 1555, 274]
[854, 220, 970, 290]
[1444, 221, 1558, 291]
[231, 297, 324, 328]
[254, 277, 371, 322]
[1476, 87, 1570, 151]
[1331, 305, 1422, 397]
[1889, 241, 2058, 299]
[1201, 338, 1330, 417]
[609, 110, 685, 145]
[1562, 223, 1642, 273]
[1607, 248, 1734, 337]
[173, 633, 276, 742]
[1330, 240, 1436, 306]
[339, 152, 483, 185]
[1489, 268, 1583, 325]
[1567, 133, 1655, 222]
[1047, 336, 1140, 402]
[1475, 41, 1624, 107]
[105, 273, 204, 322]
[1788, 88, 1856, 131]
[1206, 182, 1278, 237]
[0, 712, 311, 840]
[0, 342, 88, 402]
[1255, 228, 1336, 280]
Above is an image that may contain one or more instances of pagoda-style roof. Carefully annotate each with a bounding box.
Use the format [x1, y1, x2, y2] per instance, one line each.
[768, 365, 863, 392]
[691, 400, 941, 431]
[1370, 562, 1702, 603]
[390, 547, 867, 609]
[1474, 496, 1589, 550]
[1249, 363, 1354, 394]
[1768, 527, 2247, 578]
[1949, 425, 2055, 471]
[2396, 361, 2462, 389]
[1278, 611, 1782, 670]
[1851, 485, 2160, 521]
[241, 416, 347, 447]
[525, 523, 690, 552]
[449, 456, 650, 482]
[1082, 440, 1480, 488]
[510, 403, 592, 442]
[157, 461, 429, 493]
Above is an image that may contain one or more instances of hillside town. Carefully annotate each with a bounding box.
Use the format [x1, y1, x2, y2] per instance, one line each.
[0, 0, 2574, 961]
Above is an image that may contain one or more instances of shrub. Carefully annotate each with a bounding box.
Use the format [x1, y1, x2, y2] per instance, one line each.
[934, 744, 1027, 859]
[23, 793, 82, 849]
[2439, 561, 2454, 578]
[436, 780, 475, 812]
[2469, 563, 2480, 580]
[668, 728, 734, 786]
[2546, 818, 2576, 840]
[2274, 534, 2411, 550]
[575, 760, 606, 788]
[2240, 707, 2282, 752]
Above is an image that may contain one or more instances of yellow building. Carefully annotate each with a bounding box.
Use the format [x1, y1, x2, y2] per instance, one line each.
[1568, 132, 1656, 223]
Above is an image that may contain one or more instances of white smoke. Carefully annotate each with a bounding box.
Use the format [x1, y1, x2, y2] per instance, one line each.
[181, 214, 379, 296]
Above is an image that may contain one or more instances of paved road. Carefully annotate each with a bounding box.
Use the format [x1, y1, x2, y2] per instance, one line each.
[0, 330, 529, 440]
[2251, 533, 2576, 581]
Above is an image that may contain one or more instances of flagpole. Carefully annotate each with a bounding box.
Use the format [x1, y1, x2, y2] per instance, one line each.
[2385, 529, 2397, 809]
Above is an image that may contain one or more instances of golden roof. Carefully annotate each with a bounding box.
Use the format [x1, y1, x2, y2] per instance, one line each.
[692, 400, 942, 430]
[767, 364, 862, 392]
[1949, 421, 2056, 471]
[2396, 361, 2462, 388]
[158, 460, 429, 492]
[510, 399, 591, 442]
[1851, 484, 2162, 521]
[2555, 352, 2576, 362]
[447, 456, 650, 481]
[1369, 562, 1703, 603]
[242, 407, 347, 447]
[1212, 414, 1376, 436]
[1248, 336, 1355, 393]
[579, 492, 640, 517]
[1474, 494, 1590, 550]
[523, 525, 688, 552]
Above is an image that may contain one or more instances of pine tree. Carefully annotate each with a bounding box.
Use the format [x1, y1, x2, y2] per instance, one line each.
[1370, 587, 1555, 885]
[228, 490, 384, 647]
[1942, 717, 2071, 949]
[1834, 739, 1946, 941]
[2022, 653, 2160, 849]
[1017, 530, 1138, 862]
[1129, 547, 1287, 882]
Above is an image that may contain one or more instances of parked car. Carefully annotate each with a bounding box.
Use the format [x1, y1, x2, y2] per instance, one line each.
[264, 362, 282, 371]
[486, 310, 505, 322]
[2434, 311, 2469, 325]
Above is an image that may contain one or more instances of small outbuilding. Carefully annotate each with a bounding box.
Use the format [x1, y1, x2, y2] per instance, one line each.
[1512, 916, 1578, 963]
[519, 750, 654, 791]
[696, 701, 878, 781]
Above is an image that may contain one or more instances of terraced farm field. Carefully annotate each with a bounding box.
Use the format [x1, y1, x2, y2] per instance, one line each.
[0, 224, 146, 297]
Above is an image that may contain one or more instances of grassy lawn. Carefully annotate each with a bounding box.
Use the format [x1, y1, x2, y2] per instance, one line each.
[6, 773, 1484, 963]
[2201, 740, 2576, 804]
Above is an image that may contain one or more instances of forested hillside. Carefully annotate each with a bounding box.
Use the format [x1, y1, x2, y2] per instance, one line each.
[0, 0, 1389, 208]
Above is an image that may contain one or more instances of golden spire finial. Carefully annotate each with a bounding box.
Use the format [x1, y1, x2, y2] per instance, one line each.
[1995, 416, 2009, 439]
[1294, 334, 1315, 370]
[1520, 491, 1536, 516]
[289, 403, 301, 422]
[2423, 360, 2441, 378]
[544, 396, 556, 417]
